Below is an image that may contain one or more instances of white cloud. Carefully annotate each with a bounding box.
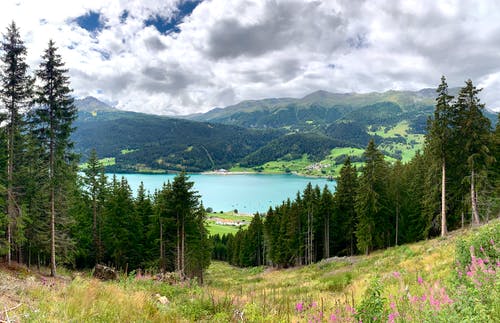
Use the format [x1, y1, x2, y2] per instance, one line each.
[1, 0, 500, 114]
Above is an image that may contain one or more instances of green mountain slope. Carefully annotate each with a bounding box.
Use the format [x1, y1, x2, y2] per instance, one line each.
[73, 98, 282, 172]
[73, 90, 497, 174]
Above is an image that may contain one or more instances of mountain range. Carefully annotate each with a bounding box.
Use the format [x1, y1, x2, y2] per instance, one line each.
[73, 90, 498, 175]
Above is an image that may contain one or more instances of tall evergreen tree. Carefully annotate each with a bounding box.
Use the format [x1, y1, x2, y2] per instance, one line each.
[493, 115, 500, 197]
[355, 139, 388, 254]
[82, 149, 106, 264]
[426, 76, 455, 236]
[1, 21, 32, 264]
[31, 40, 77, 277]
[454, 80, 492, 225]
[333, 157, 358, 256]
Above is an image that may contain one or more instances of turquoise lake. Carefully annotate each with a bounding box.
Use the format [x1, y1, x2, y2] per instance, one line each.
[111, 173, 336, 214]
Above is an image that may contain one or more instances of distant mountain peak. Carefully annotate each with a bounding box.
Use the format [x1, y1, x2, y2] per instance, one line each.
[75, 96, 116, 113]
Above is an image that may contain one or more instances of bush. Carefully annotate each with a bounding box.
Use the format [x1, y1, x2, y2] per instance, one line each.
[455, 222, 500, 272]
[355, 278, 386, 323]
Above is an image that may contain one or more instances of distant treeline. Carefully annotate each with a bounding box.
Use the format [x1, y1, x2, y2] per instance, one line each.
[213, 77, 500, 268]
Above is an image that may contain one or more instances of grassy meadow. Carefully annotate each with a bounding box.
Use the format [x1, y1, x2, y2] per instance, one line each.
[1, 219, 498, 322]
[206, 211, 253, 235]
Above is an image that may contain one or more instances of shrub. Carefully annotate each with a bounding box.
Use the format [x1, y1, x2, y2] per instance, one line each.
[355, 278, 386, 323]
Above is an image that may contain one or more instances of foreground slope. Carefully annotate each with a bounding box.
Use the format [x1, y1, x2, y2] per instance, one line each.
[2, 220, 498, 322]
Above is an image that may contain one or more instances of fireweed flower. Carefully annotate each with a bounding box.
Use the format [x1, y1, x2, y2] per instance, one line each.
[296, 302, 304, 312]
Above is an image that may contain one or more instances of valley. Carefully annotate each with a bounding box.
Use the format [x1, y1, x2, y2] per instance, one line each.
[2, 3, 500, 323]
[73, 89, 493, 177]
[73, 90, 466, 177]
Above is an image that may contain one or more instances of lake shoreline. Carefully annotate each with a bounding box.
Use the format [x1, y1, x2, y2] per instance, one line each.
[201, 170, 335, 180]
[107, 173, 335, 214]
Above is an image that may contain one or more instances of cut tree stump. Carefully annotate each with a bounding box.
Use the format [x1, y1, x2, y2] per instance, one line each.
[93, 264, 118, 281]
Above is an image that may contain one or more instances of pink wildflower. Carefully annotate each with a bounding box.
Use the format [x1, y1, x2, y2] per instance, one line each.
[330, 314, 338, 322]
[417, 276, 423, 285]
[390, 302, 396, 310]
[490, 239, 494, 245]
[296, 302, 303, 312]
[392, 271, 401, 279]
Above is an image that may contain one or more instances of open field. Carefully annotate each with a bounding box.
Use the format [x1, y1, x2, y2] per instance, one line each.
[79, 157, 116, 170]
[206, 211, 253, 235]
[1, 219, 498, 322]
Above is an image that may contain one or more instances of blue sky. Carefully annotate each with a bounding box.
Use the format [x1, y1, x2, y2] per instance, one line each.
[3, 0, 500, 115]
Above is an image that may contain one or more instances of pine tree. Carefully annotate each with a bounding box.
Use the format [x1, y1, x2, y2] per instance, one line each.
[333, 157, 358, 256]
[454, 80, 492, 225]
[185, 204, 211, 282]
[135, 182, 154, 266]
[319, 186, 333, 259]
[82, 149, 105, 264]
[355, 139, 388, 254]
[32, 40, 77, 277]
[426, 76, 455, 236]
[1, 21, 33, 264]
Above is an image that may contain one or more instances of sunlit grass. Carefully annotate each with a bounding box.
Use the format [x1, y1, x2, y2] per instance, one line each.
[79, 157, 116, 170]
[13, 220, 498, 322]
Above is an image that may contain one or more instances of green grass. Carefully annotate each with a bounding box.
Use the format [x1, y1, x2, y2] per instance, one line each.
[4, 220, 499, 322]
[120, 149, 137, 155]
[207, 223, 244, 235]
[368, 121, 411, 138]
[79, 157, 116, 170]
[206, 211, 253, 235]
[367, 121, 425, 163]
[207, 211, 253, 221]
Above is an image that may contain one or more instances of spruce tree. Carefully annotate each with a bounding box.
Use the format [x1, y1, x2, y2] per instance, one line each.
[454, 80, 492, 225]
[333, 157, 358, 256]
[1, 21, 32, 264]
[355, 139, 388, 254]
[32, 40, 77, 276]
[426, 76, 455, 236]
[82, 149, 105, 264]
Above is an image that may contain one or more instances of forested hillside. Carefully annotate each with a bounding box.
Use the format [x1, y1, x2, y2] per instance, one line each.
[74, 99, 282, 172]
[73, 88, 497, 174]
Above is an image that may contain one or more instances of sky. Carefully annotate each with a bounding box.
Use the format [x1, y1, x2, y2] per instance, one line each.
[2, 0, 500, 115]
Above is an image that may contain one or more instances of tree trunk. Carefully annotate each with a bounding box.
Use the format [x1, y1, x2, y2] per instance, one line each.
[49, 116, 56, 277]
[159, 219, 164, 272]
[6, 224, 11, 265]
[92, 196, 98, 263]
[181, 216, 185, 278]
[471, 167, 480, 225]
[256, 229, 261, 266]
[324, 213, 330, 259]
[395, 204, 399, 246]
[7, 124, 14, 265]
[176, 212, 180, 273]
[50, 186, 56, 277]
[441, 161, 447, 237]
